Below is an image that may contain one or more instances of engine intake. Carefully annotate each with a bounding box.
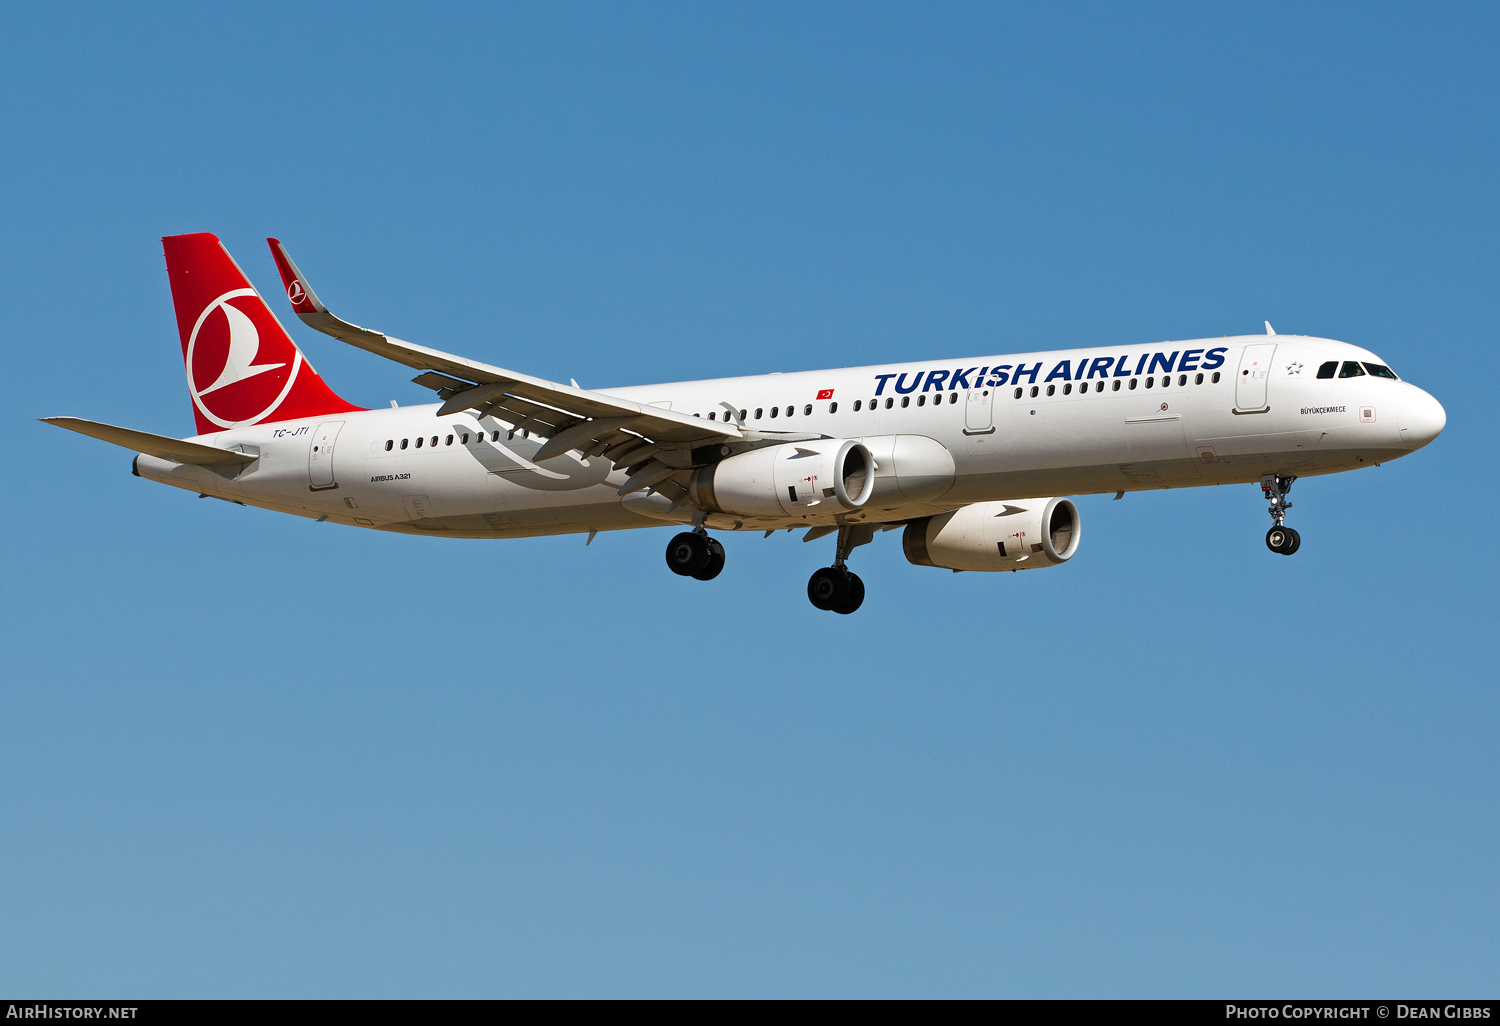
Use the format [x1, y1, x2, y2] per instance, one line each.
[903, 497, 1080, 572]
[691, 439, 875, 518]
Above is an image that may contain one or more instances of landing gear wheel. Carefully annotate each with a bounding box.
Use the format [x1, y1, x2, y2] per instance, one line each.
[1265, 526, 1301, 555]
[665, 532, 710, 576]
[1260, 474, 1300, 556]
[807, 566, 850, 611]
[692, 537, 726, 581]
[830, 572, 864, 614]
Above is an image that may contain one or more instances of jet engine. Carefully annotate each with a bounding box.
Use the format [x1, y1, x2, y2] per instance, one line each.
[690, 439, 875, 518]
[903, 497, 1081, 572]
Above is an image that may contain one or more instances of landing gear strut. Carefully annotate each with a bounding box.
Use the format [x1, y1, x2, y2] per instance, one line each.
[1261, 474, 1301, 555]
[665, 524, 725, 581]
[807, 524, 874, 614]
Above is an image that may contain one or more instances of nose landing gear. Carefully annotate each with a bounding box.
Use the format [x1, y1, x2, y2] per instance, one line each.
[1261, 474, 1301, 555]
[806, 524, 875, 614]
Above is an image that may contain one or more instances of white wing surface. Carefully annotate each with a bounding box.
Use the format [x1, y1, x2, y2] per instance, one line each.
[268, 238, 743, 500]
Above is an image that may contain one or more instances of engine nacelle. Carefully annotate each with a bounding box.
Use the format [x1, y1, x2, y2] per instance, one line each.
[690, 439, 875, 518]
[903, 497, 1081, 572]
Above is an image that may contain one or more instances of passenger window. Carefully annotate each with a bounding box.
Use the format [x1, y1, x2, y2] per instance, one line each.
[415, 437, 423, 448]
[1014, 387, 1023, 399]
[492, 430, 501, 441]
[1145, 377, 1154, 388]
[804, 404, 812, 416]
[385, 440, 393, 451]
[755, 408, 763, 419]
[460, 433, 469, 443]
[1195, 373, 1203, 384]
[885, 398, 894, 409]
[854, 400, 862, 411]
[1030, 386, 1039, 398]
[1339, 361, 1366, 378]
[918, 395, 926, 406]
[1316, 361, 1338, 379]
[1129, 379, 1138, 390]
[1062, 383, 1071, 395]
[1096, 381, 1104, 392]
[740, 410, 747, 420]
[1112, 380, 1121, 391]
[432, 436, 440, 446]
[708, 411, 715, 420]
[786, 406, 794, 417]
[1363, 362, 1398, 379]
[446, 434, 454, 445]
[901, 396, 910, 408]
[1046, 385, 1055, 396]
[829, 402, 837, 413]
[1211, 372, 1221, 383]
[770, 406, 778, 418]
[400, 439, 408, 449]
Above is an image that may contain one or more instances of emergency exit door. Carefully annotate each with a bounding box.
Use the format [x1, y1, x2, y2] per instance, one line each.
[964, 387, 994, 433]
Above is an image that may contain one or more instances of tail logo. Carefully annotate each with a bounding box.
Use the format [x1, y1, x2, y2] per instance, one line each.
[186, 288, 304, 429]
[286, 280, 307, 305]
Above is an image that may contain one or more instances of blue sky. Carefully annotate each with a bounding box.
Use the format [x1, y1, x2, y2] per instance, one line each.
[1, 2, 1496, 997]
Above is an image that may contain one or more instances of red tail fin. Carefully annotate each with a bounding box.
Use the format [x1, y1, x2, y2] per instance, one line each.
[162, 233, 364, 434]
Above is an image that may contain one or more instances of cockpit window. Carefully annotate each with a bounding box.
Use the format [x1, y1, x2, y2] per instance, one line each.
[1316, 361, 1338, 379]
[1338, 361, 1366, 378]
[1363, 362, 1398, 380]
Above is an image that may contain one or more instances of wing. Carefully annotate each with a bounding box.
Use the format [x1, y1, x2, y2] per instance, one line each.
[267, 238, 748, 502]
[42, 417, 259, 467]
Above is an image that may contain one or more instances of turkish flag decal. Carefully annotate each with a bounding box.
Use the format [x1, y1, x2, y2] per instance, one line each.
[816, 388, 834, 400]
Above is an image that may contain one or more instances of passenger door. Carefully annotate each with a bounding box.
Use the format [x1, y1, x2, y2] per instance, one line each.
[1235, 344, 1276, 411]
[308, 421, 344, 490]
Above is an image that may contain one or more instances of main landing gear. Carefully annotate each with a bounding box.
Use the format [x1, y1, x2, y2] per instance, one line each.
[807, 524, 875, 615]
[665, 529, 725, 581]
[1261, 474, 1301, 555]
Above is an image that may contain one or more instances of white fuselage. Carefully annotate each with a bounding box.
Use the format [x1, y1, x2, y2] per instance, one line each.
[135, 334, 1445, 538]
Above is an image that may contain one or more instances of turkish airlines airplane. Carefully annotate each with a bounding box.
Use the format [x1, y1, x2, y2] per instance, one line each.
[45, 233, 1446, 614]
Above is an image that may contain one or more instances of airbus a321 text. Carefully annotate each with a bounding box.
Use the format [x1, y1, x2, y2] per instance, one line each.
[45, 233, 1446, 613]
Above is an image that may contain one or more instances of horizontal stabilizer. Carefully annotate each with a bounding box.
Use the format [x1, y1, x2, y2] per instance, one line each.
[41, 417, 259, 467]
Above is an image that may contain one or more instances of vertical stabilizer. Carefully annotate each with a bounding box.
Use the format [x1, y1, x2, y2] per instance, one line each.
[162, 233, 363, 434]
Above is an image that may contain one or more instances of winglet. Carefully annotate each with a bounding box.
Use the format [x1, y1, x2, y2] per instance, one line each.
[267, 238, 327, 315]
[266, 238, 390, 348]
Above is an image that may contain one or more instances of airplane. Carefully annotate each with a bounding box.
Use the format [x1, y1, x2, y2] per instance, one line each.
[44, 233, 1446, 614]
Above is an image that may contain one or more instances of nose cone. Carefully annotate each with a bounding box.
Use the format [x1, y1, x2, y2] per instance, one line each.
[1400, 388, 1446, 451]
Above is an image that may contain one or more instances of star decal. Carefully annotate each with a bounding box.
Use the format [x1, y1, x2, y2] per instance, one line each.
[1286, 362, 1303, 375]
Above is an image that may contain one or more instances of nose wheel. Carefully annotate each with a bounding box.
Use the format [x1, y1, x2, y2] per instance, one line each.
[1261, 474, 1300, 555]
[1266, 525, 1301, 555]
